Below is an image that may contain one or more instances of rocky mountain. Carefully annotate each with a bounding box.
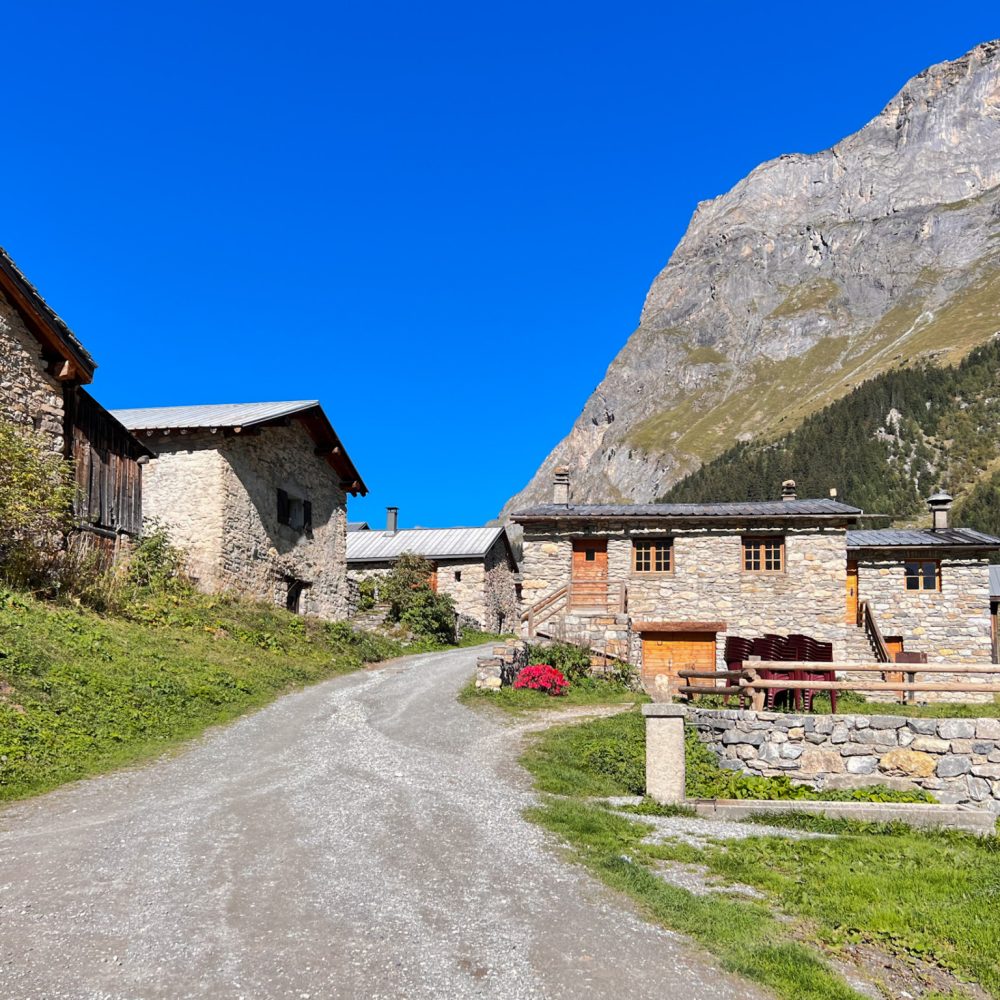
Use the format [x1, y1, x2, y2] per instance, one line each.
[502, 40, 1000, 515]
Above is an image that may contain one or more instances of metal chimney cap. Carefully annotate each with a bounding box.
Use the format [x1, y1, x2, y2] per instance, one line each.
[927, 492, 953, 507]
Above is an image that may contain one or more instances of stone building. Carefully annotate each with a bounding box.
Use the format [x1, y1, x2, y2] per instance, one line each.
[0, 247, 149, 548]
[512, 472, 1000, 696]
[114, 401, 367, 619]
[347, 511, 518, 632]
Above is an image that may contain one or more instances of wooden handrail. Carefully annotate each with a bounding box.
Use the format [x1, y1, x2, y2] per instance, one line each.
[858, 599, 891, 663]
[754, 661, 1000, 674]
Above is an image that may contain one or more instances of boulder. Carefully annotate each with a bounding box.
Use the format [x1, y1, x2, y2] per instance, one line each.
[878, 749, 936, 778]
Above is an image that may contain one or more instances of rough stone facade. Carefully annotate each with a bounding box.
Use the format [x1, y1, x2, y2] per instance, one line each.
[0, 291, 65, 452]
[348, 535, 517, 632]
[690, 707, 1000, 812]
[142, 424, 349, 618]
[857, 554, 993, 664]
[520, 523, 849, 668]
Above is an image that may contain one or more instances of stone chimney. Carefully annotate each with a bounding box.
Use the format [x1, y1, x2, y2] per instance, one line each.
[386, 506, 399, 535]
[553, 467, 571, 505]
[927, 492, 953, 531]
[781, 479, 797, 502]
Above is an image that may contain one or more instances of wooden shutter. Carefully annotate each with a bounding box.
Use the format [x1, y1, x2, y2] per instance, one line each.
[277, 489, 290, 525]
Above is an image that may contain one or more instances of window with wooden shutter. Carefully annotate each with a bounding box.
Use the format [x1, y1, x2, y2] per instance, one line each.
[633, 539, 672, 574]
[742, 536, 784, 573]
[277, 488, 290, 526]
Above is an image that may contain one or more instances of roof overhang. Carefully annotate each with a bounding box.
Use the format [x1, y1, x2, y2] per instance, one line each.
[0, 250, 96, 384]
[514, 513, 858, 528]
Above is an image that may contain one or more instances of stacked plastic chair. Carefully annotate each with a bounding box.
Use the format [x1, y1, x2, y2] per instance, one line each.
[798, 637, 836, 713]
[752, 634, 793, 710]
[723, 635, 755, 708]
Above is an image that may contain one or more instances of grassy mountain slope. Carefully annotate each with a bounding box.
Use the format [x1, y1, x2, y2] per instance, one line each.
[659, 337, 1000, 534]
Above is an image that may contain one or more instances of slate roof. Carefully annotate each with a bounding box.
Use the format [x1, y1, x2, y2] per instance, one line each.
[0, 246, 96, 378]
[347, 526, 508, 563]
[112, 401, 321, 430]
[512, 498, 862, 521]
[847, 528, 1000, 549]
[347, 521, 370, 532]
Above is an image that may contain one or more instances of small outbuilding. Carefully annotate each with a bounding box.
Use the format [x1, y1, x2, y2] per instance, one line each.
[347, 509, 518, 632]
[114, 401, 367, 619]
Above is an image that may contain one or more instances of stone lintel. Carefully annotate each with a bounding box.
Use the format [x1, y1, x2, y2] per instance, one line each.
[642, 703, 688, 718]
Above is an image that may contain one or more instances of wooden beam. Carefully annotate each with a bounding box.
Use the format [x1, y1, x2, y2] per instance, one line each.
[741, 678, 1000, 693]
[755, 661, 1000, 674]
[634, 620, 727, 633]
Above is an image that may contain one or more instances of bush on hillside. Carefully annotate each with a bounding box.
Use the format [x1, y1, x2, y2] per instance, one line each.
[0, 420, 74, 589]
[526, 640, 593, 681]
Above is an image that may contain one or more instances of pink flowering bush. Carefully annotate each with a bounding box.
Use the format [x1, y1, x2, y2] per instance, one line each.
[513, 663, 569, 696]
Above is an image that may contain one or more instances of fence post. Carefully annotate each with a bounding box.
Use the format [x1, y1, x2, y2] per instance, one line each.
[642, 703, 687, 804]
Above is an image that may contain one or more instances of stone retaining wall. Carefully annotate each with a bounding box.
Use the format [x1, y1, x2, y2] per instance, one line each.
[689, 707, 1000, 812]
[475, 640, 528, 689]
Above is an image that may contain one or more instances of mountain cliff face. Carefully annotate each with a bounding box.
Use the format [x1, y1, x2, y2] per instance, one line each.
[503, 40, 1000, 515]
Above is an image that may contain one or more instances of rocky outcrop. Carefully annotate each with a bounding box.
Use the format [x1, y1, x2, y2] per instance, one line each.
[504, 41, 1000, 515]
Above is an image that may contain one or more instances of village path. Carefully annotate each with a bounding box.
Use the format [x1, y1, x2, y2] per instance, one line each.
[0, 645, 765, 1000]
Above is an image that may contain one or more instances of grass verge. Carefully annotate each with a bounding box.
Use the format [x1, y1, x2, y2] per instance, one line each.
[522, 710, 1000, 999]
[459, 675, 644, 715]
[0, 588, 490, 802]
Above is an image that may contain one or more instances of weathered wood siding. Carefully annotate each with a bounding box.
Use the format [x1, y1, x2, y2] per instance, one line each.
[65, 388, 146, 536]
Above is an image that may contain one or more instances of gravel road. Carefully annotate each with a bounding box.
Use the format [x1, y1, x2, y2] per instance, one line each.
[0, 645, 764, 999]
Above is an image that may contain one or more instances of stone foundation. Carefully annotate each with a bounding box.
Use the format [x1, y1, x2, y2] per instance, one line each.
[690, 707, 1000, 811]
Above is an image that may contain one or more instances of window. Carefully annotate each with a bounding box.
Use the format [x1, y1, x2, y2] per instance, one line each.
[742, 536, 784, 573]
[904, 560, 940, 591]
[633, 538, 672, 573]
[585, 549, 595, 562]
[454, 570, 462, 582]
[277, 489, 312, 536]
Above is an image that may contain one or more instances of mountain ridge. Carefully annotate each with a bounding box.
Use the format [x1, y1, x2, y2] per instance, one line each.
[502, 40, 1000, 517]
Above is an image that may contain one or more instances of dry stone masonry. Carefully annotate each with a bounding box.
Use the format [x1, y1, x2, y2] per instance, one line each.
[690, 707, 1000, 812]
[0, 293, 66, 452]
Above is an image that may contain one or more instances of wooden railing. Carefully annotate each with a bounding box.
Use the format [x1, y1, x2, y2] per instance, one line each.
[740, 661, 1000, 712]
[858, 599, 891, 663]
[521, 580, 628, 637]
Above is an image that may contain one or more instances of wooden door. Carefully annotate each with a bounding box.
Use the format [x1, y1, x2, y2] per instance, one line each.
[846, 561, 859, 624]
[571, 539, 607, 608]
[642, 631, 716, 699]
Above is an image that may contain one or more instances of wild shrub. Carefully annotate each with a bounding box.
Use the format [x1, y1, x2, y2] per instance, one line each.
[126, 522, 190, 595]
[378, 552, 457, 642]
[527, 640, 592, 681]
[0, 420, 74, 590]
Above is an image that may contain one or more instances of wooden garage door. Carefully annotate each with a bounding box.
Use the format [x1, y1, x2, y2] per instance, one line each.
[642, 631, 716, 696]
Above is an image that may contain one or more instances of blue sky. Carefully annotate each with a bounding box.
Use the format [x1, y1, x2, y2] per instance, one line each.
[5, 3, 998, 528]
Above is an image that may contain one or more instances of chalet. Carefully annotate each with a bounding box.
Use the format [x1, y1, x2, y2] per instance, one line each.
[0, 247, 150, 550]
[113, 401, 367, 619]
[347, 509, 518, 632]
[512, 470, 1000, 695]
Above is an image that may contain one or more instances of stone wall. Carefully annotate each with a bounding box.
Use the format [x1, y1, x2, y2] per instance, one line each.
[142, 424, 349, 619]
[858, 554, 993, 665]
[475, 640, 528, 689]
[0, 291, 65, 453]
[690, 707, 1000, 812]
[520, 524, 849, 666]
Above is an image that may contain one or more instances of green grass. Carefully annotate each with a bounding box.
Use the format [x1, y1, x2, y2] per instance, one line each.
[522, 711, 1000, 999]
[0, 587, 461, 801]
[459, 675, 643, 716]
[691, 692, 1000, 719]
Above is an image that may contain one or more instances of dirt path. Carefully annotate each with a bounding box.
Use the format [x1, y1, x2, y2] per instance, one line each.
[0, 646, 765, 999]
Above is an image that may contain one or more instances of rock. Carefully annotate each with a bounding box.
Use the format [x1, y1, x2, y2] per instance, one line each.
[936, 755, 972, 778]
[966, 776, 993, 801]
[847, 756, 878, 775]
[879, 749, 937, 778]
[974, 718, 1000, 740]
[723, 730, 765, 746]
[907, 719, 939, 736]
[799, 749, 846, 774]
[937, 720, 976, 740]
[830, 723, 850, 744]
[501, 43, 1000, 515]
[910, 736, 951, 754]
[787, 727, 805, 740]
[869, 716, 907, 729]
[972, 763, 1000, 779]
